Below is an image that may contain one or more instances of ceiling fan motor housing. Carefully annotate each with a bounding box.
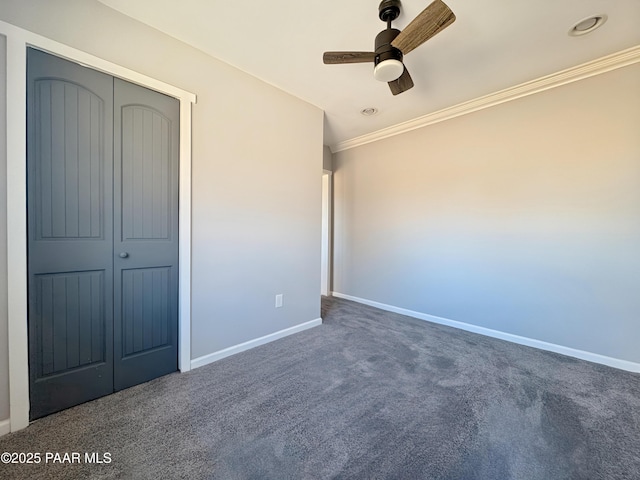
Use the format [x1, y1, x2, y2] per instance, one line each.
[374, 28, 404, 82]
[375, 28, 403, 65]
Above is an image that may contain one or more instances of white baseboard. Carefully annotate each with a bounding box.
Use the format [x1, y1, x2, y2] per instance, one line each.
[332, 292, 640, 373]
[191, 318, 322, 369]
[0, 418, 10, 437]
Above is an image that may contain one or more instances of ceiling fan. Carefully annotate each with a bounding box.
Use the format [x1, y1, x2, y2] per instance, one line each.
[323, 0, 456, 95]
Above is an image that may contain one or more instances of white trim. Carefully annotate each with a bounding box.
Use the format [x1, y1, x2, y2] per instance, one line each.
[331, 45, 640, 153]
[1, 21, 196, 432]
[320, 171, 332, 297]
[0, 418, 11, 437]
[332, 292, 640, 373]
[6, 28, 30, 434]
[191, 318, 323, 369]
[177, 97, 193, 373]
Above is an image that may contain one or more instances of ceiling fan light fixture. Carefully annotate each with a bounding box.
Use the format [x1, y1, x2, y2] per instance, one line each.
[373, 59, 404, 82]
[322, 0, 456, 95]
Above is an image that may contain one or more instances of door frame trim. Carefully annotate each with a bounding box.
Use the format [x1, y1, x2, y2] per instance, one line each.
[320, 170, 332, 297]
[1, 20, 197, 432]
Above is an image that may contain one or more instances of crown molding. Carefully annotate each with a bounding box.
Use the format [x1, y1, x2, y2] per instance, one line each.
[331, 45, 640, 153]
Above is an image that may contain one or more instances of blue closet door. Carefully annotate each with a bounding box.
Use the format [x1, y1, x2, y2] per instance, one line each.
[113, 78, 179, 391]
[27, 49, 179, 419]
[27, 48, 115, 419]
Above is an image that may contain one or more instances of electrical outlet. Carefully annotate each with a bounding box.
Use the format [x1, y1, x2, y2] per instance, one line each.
[275, 294, 283, 308]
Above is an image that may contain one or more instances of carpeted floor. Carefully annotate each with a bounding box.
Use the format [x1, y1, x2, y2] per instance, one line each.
[1, 296, 639, 479]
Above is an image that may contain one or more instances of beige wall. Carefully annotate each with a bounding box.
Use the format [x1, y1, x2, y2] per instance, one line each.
[334, 63, 640, 364]
[0, 0, 323, 421]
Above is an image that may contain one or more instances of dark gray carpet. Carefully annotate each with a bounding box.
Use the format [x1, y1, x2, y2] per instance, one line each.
[1, 296, 639, 479]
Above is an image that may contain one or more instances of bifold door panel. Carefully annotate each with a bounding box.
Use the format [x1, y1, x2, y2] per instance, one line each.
[113, 78, 179, 392]
[27, 48, 179, 419]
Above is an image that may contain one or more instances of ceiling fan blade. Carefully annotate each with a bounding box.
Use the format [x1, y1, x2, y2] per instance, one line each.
[391, 0, 456, 55]
[388, 66, 414, 95]
[323, 51, 377, 64]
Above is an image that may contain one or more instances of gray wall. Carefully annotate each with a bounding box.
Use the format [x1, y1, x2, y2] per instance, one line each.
[0, 0, 323, 421]
[334, 63, 640, 364]
[323, 145, 333, 172]
[0, 34, 9, 422]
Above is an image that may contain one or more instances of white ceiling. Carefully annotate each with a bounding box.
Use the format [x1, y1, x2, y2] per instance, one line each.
[98, 0, 640, 149]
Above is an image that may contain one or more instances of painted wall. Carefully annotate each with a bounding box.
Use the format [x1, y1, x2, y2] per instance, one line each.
[0, 34, 9, 422]
[333, 63, 640, 364]
[323, 145, 333, 172]
[0, 0, 323, 421]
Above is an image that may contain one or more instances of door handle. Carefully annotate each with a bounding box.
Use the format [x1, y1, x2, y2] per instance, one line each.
[119, 252, 129, 258]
